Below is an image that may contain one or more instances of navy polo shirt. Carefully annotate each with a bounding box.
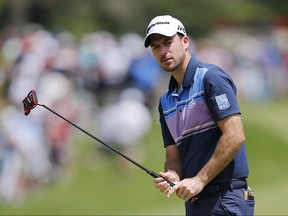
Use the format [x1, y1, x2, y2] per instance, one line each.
[159, 55, 249, 182]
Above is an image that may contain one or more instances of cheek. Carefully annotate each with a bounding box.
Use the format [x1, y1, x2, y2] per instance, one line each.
[152, 50, 161, 61]
[173, 44, 186, 57]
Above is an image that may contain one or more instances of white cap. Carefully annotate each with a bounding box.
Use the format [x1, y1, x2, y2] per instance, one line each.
[144, 15, 186, 48]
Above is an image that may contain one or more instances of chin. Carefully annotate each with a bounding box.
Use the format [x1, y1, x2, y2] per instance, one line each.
[164, 65, 178, 72]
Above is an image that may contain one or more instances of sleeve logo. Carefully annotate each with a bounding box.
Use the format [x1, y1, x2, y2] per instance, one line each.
[215, 94, 230, 110]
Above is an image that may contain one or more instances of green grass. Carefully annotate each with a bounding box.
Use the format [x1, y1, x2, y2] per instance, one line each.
[0, 100, 287, 215]
[240, 100, 288, 215]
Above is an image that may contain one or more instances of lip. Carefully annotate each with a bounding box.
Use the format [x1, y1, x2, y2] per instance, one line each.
[161, 57, 172, 63]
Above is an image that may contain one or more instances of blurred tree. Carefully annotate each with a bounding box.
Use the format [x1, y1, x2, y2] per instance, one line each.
[0, 0, 32, 27]
[0, 0, 287, 38]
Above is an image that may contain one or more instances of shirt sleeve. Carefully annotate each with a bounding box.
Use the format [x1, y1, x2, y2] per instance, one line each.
[203, 67, 241, 122]
[158, 101, 175, 148]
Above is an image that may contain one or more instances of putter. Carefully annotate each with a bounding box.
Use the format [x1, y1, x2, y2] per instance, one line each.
[22, 90, 175, 187]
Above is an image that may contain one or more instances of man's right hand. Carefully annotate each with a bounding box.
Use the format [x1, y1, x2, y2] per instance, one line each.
[154, 171, 179, 195]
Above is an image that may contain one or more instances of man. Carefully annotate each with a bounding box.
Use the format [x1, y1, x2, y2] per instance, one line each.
[144, 15, 255, 215]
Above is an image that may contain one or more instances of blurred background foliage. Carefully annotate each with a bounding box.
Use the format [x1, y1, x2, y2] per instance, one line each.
[1, 0, 288, 38]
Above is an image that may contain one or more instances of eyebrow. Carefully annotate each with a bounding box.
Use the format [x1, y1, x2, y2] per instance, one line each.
[164, 35, 175, 42]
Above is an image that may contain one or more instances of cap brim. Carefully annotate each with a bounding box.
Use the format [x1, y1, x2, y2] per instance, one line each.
[144, 30, 177, 48]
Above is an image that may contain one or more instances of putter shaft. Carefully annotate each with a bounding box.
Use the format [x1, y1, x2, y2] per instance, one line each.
[39, 104, 175, 187]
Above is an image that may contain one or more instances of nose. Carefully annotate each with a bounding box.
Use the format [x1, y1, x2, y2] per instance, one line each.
[159, 45, 168, 56]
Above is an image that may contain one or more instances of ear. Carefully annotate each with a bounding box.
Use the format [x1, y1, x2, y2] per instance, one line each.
[183, 36, 189, 50]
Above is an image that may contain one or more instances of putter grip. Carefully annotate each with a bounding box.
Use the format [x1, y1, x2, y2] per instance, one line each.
[149, 170, 197, 201]
[149, 170, 175, 187]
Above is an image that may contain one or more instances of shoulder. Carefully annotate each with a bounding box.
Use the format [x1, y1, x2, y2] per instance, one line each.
[203, 64, 235, 88]
[203, 63, 230, 78]
[192, 58, 230, 82]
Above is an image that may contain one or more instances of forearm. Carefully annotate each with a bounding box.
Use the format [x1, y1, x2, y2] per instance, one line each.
[164, 144, 182, 181]
[165, 159, 182, 181]
[197, 115, 245, 187]
[197, 136, 243, 187]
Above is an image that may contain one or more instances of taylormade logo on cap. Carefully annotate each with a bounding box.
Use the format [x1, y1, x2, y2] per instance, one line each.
[144, 15, 186, 48]
[146, 21, 170, 34]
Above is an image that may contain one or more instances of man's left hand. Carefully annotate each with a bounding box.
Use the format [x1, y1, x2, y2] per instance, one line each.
[167, 176, 204, 201]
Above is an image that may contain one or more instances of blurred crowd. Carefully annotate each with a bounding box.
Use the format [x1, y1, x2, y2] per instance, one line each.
[0, 22, 287, 204]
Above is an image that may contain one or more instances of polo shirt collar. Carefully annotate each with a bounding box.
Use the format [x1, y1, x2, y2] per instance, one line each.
[167, 55, 199, 95]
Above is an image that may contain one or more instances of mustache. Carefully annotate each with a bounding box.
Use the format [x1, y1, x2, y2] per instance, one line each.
[160, 56, 172, 62]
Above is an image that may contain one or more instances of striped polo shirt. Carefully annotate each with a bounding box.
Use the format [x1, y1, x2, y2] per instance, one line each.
[159, 55, 249, 182]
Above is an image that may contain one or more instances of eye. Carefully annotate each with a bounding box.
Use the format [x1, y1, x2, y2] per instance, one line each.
[164, 37, 174, 46]
[151, 44, 159, 50]
[165, 40, 173, 45]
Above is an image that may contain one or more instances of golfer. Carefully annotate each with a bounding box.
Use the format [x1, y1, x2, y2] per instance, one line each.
[144, 15, 255, 215]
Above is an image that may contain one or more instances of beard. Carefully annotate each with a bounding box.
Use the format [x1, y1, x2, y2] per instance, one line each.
[160, 56, 184, 73]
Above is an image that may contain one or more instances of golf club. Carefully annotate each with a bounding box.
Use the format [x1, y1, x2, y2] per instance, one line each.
[22, 90, 175, 187]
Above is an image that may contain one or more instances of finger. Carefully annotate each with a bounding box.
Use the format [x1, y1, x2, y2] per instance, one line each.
[184, 194, 192, 201]
[176, 187, 186, 197]
[157, 181, 169, 192]
[159, 172, 171, 179]
[167, 184, 181, 197]
[161, 185, 170, 193]
[154, 177, 164, 184]
[177, 190, 188, 200]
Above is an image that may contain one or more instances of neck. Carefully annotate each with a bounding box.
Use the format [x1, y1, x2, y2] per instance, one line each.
[171, 54, 191, 89]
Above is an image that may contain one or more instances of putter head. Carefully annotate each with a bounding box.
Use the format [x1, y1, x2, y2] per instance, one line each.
[22, 90, 38, 116]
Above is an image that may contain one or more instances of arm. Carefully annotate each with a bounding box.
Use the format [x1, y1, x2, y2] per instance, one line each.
[167, 113, 245, 200]
[164, 144, 182, 181]
[197, 113, 245, 187]
[156, 101, 182, 191]
[154, 144, 182, 193]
